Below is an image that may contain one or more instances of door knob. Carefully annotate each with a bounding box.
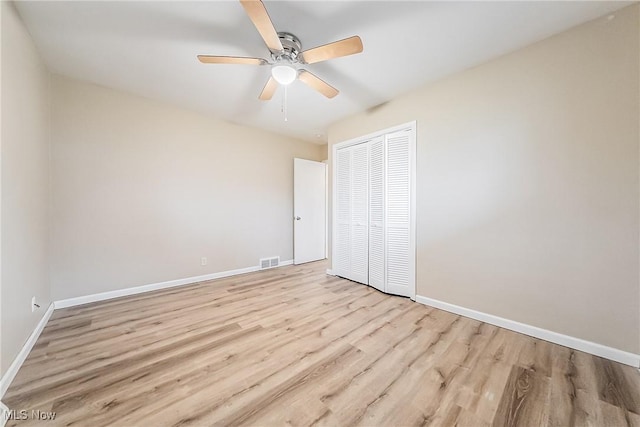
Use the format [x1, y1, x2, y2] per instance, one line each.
[295, 216, 301, 220]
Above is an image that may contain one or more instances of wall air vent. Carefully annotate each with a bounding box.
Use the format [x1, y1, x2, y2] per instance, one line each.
[259, 256, 280, 270]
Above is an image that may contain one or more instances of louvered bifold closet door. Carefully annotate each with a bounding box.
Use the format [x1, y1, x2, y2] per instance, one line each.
[349, 143, 369, 285]
[334, 147, 352, 278]
[368, 136, 385, 292]
[385, 130, 413, 297]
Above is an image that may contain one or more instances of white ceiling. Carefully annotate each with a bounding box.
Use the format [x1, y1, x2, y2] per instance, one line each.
[15, 1, 631, 144]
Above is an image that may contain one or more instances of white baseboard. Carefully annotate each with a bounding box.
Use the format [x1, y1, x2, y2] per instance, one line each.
[55, 260, 293, 309]
[326, 269, 335, 276]
[415, 295, 640, 368]
[0, 303, 55, 398]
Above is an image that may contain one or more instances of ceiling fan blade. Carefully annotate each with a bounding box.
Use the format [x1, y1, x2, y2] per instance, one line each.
[298, 70, 339, 99]
[301, 36, 363, 64]
[198, 55, 267, 65]
[239, 0, 284, 53]
[259, 76, 278, 101]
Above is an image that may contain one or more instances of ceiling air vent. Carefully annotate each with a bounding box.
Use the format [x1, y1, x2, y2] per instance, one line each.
[260, 256, 280, 270]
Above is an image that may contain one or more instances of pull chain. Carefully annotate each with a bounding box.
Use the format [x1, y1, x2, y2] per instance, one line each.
[279, 85, 289, 122]
[284, 85, 288, 122]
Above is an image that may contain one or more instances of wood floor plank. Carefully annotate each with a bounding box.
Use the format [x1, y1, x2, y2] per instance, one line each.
[548, 346, 581, 427]
[492, 365, 550, 427]
[4, 260, 639, 426]
[593, 356, 640, 415]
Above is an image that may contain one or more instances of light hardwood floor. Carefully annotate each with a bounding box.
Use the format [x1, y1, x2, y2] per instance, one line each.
[4, 261, 640, 426]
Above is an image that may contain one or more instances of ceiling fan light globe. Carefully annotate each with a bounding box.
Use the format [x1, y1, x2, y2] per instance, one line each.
[271, 65, 297, 85]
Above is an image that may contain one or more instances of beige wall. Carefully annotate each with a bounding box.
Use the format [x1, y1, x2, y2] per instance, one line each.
[51, 75, 324, 301]
[328, 5, 639, 354]
[319, 144, 328, 161]
[1, 1, 52, 375]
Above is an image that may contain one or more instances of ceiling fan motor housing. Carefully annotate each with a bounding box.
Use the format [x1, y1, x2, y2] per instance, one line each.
[272, 32, 303, 63]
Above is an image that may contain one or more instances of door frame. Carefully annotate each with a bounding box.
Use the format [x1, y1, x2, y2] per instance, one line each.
[330, 121, 417, 300]
[293, 158, 328, 265]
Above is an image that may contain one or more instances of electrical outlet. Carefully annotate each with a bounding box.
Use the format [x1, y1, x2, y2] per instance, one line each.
[31, 296, 40, 313]
[201, 257, 208, 266]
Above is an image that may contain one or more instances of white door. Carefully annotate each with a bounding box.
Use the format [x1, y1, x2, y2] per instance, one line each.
[294, 158, 327, 265]
[334, 145, 369, 285]
[332, 122, 416, 298]
[368, 136, 385, 292]
[385, 130, 414, 298]
[334, 148, 352, 277]
[349, 143, 369, 284]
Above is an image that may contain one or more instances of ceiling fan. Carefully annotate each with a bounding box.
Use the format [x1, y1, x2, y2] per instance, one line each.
[198, 0, 363, 101]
